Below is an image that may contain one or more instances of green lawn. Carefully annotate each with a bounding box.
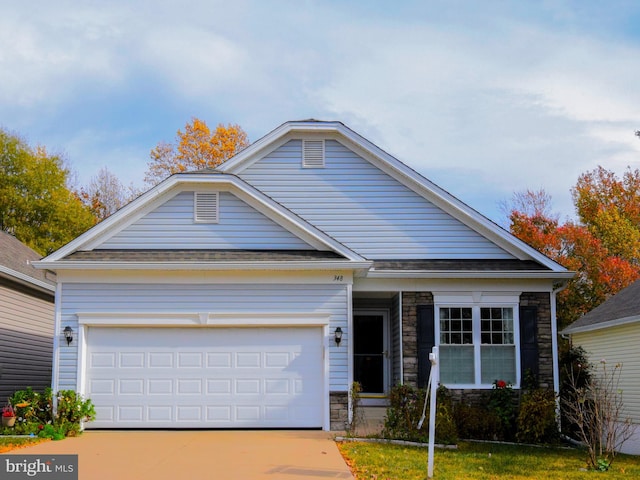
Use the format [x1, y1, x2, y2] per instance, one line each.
[0, 436, 47, 453]
[338, 441, 640, 479]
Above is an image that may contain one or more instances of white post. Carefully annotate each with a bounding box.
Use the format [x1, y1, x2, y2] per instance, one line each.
[428, 346, 439, 479]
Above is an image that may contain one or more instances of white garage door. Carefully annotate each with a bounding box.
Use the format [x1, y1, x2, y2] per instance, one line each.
[85, 327, 324, 428]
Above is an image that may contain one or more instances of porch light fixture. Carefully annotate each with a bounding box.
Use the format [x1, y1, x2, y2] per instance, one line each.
[334, 327, 343, 346]
[63, 326, 73, 346]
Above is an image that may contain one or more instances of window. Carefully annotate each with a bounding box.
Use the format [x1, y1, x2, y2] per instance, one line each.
[437, 305, 518, 387]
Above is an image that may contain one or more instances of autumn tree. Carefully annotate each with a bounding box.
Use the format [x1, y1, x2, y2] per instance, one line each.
[0, 129, 96, 255]
[78, 167, 141, 221]
[145, 118, 249, 186]
[573, 166, 640, 263]
[507, 184, 640, 329]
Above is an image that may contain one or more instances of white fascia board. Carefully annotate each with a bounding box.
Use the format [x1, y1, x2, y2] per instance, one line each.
[332, 128, 566, 271]
[365, 269, 575, 280]
[562, 315, 640, 335]
[34, 260, 373, 271]
[38, 176, 183, 262]
[34, 173, 366, 266]
[0, 265, 55, 293]
[222, 121, 567, 272]
[218, 121, 344, 173]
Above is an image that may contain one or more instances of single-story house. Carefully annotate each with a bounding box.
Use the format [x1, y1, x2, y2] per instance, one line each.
[562, 279, 640, 454]
[34, 120, 572, 430]
[0, 231, 56, 400]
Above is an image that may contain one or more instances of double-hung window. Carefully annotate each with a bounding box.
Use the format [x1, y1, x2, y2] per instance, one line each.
[437, 302, 519, 388]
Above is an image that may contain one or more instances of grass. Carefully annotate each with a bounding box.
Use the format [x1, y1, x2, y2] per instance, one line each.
[0, 436, 48, 453]
[338, 441, 640, 479]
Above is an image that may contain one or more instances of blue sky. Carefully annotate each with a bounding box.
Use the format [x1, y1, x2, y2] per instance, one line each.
[2, 0, 640, 224]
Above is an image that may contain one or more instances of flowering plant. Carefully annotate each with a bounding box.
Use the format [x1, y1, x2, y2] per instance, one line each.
[494, 379, 508, 389]
[2, 405, 15, 417]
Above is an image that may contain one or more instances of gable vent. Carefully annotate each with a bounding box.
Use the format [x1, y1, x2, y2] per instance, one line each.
[194, 192, 219, 223]
[303, 140, 325, 168]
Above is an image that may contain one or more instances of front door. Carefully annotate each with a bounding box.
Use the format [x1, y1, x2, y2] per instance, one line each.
[353, 312, 389, 394]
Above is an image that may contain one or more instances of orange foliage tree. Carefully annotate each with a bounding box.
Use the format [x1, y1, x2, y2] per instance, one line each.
[145, 118, 249, 186]
[508, 179, 640, 329]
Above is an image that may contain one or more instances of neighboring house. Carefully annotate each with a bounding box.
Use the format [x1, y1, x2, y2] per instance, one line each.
[562, 279, 640, 454]
[0, 231, 56, 400]
[34, 121, 572, 430]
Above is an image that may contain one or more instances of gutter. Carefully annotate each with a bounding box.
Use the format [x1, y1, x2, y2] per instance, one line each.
[366, 270, 575, 280]
[0, 264, 55, 293]
[32, 260, 373, 271]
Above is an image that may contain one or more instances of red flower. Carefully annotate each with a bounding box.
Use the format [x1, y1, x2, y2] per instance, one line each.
[496, 380, 507, 389]
[38, 424, 44, 430]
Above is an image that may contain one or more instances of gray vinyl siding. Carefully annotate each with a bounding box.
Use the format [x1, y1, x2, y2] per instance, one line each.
[574, 324, 640, 424]
[58, 282, 349, 392]
[240, 140, 514, 259]
[0, 284, 54, 399]
[101, 191, 313, 250]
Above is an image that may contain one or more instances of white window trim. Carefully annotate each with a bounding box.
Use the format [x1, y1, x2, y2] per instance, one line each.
[435, 303, 521, 389]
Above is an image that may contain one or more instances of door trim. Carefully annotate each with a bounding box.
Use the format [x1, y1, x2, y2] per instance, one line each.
[353, 309, 390, 402]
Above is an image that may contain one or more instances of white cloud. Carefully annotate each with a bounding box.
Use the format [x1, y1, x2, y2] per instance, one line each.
[1, 0, 640, 225]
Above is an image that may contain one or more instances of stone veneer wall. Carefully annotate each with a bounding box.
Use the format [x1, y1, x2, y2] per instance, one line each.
[330, 391, 348, 430]
[519, 291, 553, 389]
[401, 292, 434, 386]
[401, 290, 554, 407]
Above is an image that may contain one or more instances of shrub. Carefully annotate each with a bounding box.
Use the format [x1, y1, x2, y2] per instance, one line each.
[562, 359, 636, 471]
[55, 390, 96, 437]
[434, 386, 458, 445]
[0, 388, 95, 438]
[516, 388, 559, 444]
[347, 381, 363, 436]
[559, 345, 591, 436]
[382, 384, 457, 444]
[383, 385, 427, 442]
[488, 380, 515, 440]
[453, 402, 501, 440]
[10, 387, 54, 425]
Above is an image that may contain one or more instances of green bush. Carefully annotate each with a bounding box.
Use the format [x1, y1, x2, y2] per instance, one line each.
[10, 387, 53, 426]
[55, 390, 96, 436]
[516, 388, 559, 444]
[488, 380, 515, 441]
[382, 384, 457, 444]
[383, 384, 427, 442]
[434, 386, 458, 445]
[453, 402, 501, 440]
[1, 388, 95, 438]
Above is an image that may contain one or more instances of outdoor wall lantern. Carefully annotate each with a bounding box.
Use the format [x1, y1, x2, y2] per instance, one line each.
[334, 327, 343, 346]
[63, 326, 73, 346]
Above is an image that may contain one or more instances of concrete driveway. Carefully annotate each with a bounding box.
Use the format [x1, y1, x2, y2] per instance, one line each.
[15, 430, 354, 479]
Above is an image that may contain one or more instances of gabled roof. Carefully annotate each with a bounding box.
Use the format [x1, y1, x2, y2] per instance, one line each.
[562, 280, 640, 335]
[0, 231, 55, 293]
[217, 120, 570, 274]
[35, 173, 370, 271]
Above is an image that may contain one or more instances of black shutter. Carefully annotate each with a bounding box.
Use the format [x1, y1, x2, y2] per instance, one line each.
[417, 305, 435, 388]
[519, 306, 539, 380]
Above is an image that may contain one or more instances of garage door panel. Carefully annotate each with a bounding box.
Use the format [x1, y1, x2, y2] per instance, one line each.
[86, 327, 324, 428]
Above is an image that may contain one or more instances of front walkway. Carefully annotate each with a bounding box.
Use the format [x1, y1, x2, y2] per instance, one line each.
[12, 430, 353, 480]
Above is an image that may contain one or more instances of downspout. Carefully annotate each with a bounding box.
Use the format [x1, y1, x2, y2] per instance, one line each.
[347, 283, 354, 427]
[398, 291, 404, 385]
[551, 281, 568, 427]
[51, 281, 62, 408]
